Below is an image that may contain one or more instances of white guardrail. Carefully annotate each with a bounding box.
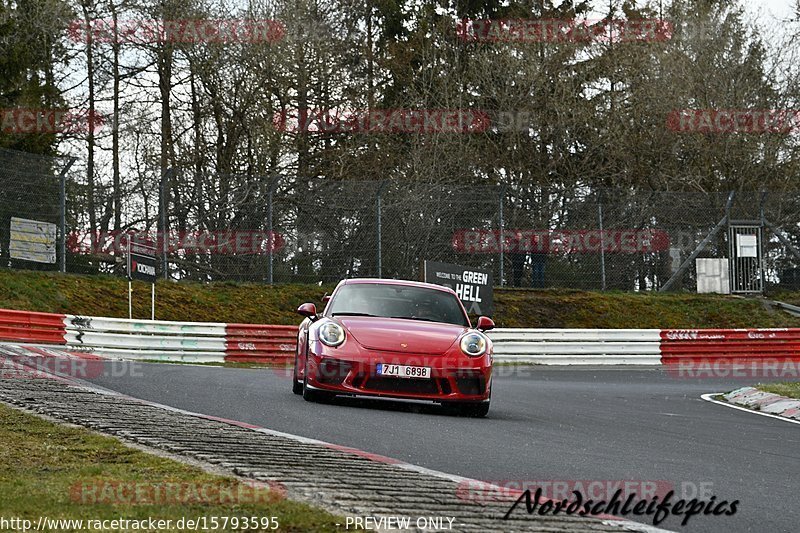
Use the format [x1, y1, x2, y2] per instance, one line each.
[65, 320, 662, 365]
[64, 316, 228, 362]
[487, 328, 662, 365]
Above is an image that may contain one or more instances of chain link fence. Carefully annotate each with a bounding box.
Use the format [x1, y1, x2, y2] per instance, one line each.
[3, 148, 800, 292]
[0, 148, 74, 271]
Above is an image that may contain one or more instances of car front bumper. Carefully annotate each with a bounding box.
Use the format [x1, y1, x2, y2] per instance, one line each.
[304, 345, 492, 402]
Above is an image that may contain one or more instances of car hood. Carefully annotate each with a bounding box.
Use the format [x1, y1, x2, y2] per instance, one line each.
[335, 316, 467, 355]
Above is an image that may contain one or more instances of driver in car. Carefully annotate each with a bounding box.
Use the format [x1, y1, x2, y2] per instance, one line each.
[413, 300, 440, 321]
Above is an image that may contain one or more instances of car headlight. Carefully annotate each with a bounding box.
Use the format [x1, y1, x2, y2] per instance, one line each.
[460, 332, 487, 357]
[319, 322, 345, 347]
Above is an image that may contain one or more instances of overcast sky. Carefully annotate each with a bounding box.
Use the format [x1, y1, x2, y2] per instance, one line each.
[740, 1, 797, 50]
[749, 0, 796, 20]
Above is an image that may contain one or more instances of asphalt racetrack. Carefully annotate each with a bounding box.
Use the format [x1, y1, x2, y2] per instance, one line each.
[80, 362, 798, 533]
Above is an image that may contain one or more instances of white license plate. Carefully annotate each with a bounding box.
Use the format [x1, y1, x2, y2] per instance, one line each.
[377, 364, 431, 379]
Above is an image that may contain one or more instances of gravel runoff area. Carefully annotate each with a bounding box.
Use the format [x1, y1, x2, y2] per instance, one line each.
[0, 362, 665, 533]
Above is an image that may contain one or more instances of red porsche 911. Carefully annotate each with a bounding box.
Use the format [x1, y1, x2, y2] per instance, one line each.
[292, 278, 494, 417]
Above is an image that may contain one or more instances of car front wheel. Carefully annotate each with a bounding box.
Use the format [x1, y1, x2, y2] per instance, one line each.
[292, 354, 303, 395]
[443, 386, 491, 418]
[302, 361, 335, 403]
[463, 401, 490, 418]
[443, 401, 490, 418]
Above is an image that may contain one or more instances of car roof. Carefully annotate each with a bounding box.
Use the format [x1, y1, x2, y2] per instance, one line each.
[339, 278, 457, 295]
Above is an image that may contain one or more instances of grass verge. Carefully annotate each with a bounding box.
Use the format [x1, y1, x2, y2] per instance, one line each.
[493, 288, 800, 328]
[755, 382, 800, 399]
[0, 403, 345, 532]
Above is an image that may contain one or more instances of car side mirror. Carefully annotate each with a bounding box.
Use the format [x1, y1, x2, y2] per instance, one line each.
[476, 316, 495, 331]
[297, 303, 317, 319]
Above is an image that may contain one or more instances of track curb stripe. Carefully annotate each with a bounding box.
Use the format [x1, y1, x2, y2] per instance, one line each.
[700, 393, 800, 425]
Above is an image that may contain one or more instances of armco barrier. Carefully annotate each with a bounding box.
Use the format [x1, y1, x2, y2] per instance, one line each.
[63, 317, 298, 363]
[0, 308, 298, 363]
[225, 324, 298, 363]
[661, 328, 800, 364]
[2, 307, 800, 366]
[0, 309, 67, 344]
[488, 328, 662, 364]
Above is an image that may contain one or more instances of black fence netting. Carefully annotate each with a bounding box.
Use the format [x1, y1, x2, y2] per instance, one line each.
[4, 148, 800, 292]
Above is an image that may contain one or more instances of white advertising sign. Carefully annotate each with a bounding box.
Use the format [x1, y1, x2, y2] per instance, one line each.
[9, 217, 57, 264]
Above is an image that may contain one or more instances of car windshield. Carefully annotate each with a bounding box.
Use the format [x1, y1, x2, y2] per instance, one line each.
[327, 283, 469, 327]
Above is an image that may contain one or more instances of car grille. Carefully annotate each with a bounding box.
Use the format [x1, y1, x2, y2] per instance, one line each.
[364, 376, 439, 395]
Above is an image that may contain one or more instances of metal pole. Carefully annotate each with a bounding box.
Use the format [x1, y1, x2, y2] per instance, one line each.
[151, 283, 155, 320]
[498, 186, 506, 287]
[127, 239, 132, 319]
[268, 183, 273, 284]
[159, 168, 171, 280]
[267, 175, 280, 285]
[758, 191, 768, 292]
[598, 193, 606, 291]
[58, 158, 76, 273]
[376, 182, 384, 278]
[725, 194, 734, 293]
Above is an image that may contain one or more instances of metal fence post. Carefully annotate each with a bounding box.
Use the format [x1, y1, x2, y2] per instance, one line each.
[267, 175, 281, 285]
[498, 186, 506, 287]
[376, 181, 385, 278]
[598, 192, 606, 291]
[58, 157, 76, 273]
[159, 168, 172, 280]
